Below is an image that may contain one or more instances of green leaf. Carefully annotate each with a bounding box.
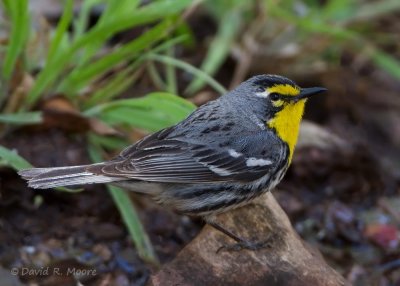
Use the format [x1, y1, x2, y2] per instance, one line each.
[27, 0, 191, 106]
[58, 19, 175, 95]
[47, 0, 73, 63]
[147, 60, 167, 90]
[83, 36, 188, 108]
[73, 0, 103, 41]
[165, 45, 177, 94]
[87, 133, 128, 151]
[85, 92, 196, 132]
[0, 112, 42, 124]
[0, 145, 32, 170]
[83, 63, 141, 107]
[1, 0, 30, 80]
[321, 0, 355, 22]
[370, 48, 400, 79]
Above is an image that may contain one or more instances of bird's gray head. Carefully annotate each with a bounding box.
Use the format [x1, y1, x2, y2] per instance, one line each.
[229, 74, 326, 117]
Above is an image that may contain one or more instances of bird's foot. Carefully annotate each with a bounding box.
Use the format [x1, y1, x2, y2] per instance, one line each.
[207, 220, 273, 253]
[217, 236, 273, 253]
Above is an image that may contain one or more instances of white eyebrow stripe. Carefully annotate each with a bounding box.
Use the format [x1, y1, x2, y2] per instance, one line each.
[246, 157, 273, 167]
[255, 91, 270, 98]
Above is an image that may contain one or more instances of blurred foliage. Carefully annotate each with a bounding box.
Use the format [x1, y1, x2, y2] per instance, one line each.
[186, 0, 400, 92]
[264, 0, 400, 77]
[1, 0, 29, 81]
[185, 0, 250, 94]
[0, 0, 200, 264]
[85, 92, 196, 132]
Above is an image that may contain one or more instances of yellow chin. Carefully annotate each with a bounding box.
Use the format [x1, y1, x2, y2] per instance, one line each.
[267, 100, 306, 164]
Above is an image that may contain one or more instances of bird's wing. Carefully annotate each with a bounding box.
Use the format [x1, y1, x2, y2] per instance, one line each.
[90, 129, 286, 184]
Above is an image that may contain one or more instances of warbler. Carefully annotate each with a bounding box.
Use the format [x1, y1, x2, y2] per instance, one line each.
[19, 74, 326, 249]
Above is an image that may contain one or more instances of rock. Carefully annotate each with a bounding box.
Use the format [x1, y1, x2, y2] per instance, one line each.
[149, 192, 348, 286]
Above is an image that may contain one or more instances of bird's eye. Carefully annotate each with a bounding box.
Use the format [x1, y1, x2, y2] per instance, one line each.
[270, 93, 280, 101]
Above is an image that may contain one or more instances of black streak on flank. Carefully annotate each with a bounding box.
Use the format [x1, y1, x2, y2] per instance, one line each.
[196, 111, 206, 118]
[201, 128, 211, 134]
[201, 125, 221, 134]
[210, 125, 220, 132]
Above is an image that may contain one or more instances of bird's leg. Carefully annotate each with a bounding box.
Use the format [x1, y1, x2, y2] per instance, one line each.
[206, 220, 273, 253]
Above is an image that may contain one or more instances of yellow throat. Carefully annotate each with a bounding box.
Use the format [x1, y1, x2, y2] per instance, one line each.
[267, 100, 306, 164]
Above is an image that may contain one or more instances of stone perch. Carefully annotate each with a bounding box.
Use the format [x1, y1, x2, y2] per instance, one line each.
[149, 192, 348, 286]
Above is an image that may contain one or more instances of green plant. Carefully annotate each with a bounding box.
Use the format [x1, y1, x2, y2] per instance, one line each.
[0, 0, 205, 264]
[182, 0, 400, 96]
[264, 0, 400, 78]
[185, 0, 251, 95]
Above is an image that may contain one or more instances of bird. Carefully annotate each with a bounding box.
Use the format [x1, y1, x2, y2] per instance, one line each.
[19, 74, 326, 250]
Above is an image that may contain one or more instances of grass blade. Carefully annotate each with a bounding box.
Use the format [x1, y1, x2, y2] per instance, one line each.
[165, 46, 177, 94]
[266, 1, 356, 40]
[108, 185, 158, 264]
[58, 19, 175, 95]
[77, 0, 141, 64]
[27, 0, 191, 106]
[83, 64, 141, 107]
[83, 36, 188, 108]
[0, 111, 42, 124]
[87, 133, 128, 151]
[0, 145, 32, 170]
[47, 0, 73, 62]
[369, 47, 400, 79]
[343, 0, 400, 23]
[73, 0, 103, 41]
[147, 54, 227, 95]
[26, 0, 191, 107]
[147, 60, 167, 90]
[2, 0, 29, 79]
[185, 10, 240, 95]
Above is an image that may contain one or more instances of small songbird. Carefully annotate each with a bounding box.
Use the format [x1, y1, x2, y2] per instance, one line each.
[19, 74, 326, 249]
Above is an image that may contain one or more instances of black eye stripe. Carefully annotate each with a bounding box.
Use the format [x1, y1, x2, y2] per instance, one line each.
[269, 93, 295, 101]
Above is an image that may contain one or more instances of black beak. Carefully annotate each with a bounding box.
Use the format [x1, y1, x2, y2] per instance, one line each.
[295, 87, 327, 101]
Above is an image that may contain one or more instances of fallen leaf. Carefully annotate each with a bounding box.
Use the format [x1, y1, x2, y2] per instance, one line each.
[364, 224, 399, 250]
[41, 96, 90, 132]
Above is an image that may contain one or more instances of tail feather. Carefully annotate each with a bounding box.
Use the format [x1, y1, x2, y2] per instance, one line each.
[18, 164, 123, 189]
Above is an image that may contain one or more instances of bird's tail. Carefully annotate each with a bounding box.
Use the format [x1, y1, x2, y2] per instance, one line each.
[18, 164, 122, 189]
